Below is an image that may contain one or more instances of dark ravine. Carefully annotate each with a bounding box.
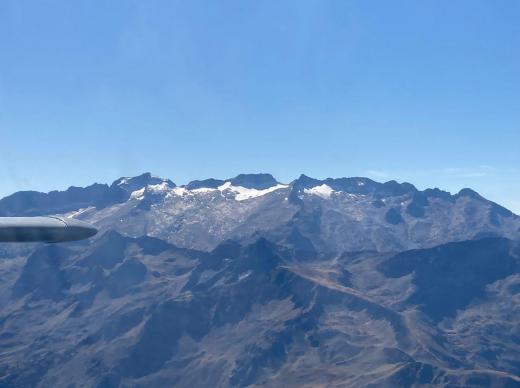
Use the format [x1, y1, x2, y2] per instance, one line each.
[0, 174, 519, 387]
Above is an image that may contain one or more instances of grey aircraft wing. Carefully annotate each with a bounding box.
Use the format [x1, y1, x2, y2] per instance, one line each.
[0, 216, 97, 243]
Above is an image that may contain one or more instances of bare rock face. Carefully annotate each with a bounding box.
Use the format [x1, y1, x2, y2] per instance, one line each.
[0, 174, 520, 387]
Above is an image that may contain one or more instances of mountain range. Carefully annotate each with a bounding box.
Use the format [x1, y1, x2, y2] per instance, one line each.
[0, 173, 519, 387]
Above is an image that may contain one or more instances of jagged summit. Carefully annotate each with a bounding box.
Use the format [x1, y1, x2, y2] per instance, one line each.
[185, 173, 279, 190]
[290, 174, 418, 197]
[0, 172, 502, 206]
[457, 187, 482, 199]
[228, 173, 278, 190]
[186, 178, 225, 190]
[112, 173, 175, 192]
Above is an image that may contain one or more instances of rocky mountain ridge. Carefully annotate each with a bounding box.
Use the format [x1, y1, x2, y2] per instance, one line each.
[3, 172, 516, 254]
[0, 173, 519, 387]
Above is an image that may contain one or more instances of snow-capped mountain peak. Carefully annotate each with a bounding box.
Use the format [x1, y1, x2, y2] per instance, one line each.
[303, 184, 335, 199]
[114, 172, 176, 193]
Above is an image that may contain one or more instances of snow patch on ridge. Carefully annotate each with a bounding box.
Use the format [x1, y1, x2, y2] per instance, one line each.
[117, 177, 130, 186]
[304, 184, 334, 199]
[146, 181, 289, 201]
[218, 182, 288, 201]
[192, 187, 218, 194]
[129, 182, 176, 200]
[217, 182, 233, 191]
[148, 182, 172, 193]
[128, 180, 287, 201]
[130, 188, 145, 200]
[170, 187, 190, 197]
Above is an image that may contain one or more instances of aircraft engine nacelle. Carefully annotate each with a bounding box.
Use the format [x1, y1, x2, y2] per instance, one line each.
[0, 216, 98, 243]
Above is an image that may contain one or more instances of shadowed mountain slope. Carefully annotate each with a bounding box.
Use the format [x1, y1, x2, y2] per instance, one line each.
[0, 233, 519, 387]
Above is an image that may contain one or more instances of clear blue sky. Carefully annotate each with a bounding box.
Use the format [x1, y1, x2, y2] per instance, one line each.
[1, 0, 519, 213]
